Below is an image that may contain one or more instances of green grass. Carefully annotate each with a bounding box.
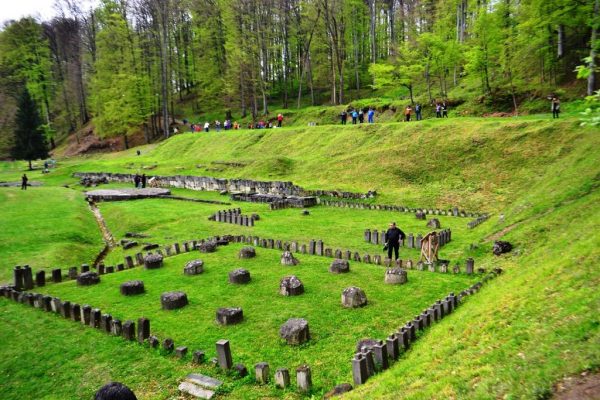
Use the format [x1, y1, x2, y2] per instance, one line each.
[0, 187, 103, 281]
[0, 113, 599, 399]
[36, 243, 479, 396]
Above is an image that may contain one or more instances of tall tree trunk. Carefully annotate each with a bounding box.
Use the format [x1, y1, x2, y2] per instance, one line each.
[369, 0, 376, 62]
[588, 0, 599, 95]
[159, 0, 170, 138]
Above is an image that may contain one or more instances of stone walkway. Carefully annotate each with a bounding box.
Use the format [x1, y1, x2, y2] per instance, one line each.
[85, 188, 171, 201]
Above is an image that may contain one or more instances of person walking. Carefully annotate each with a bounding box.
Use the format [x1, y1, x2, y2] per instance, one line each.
[358, 109, 364, 123]
[384, 222, 406, 261]
[133, 174, 141, 188]
[367, 108, 375, 123]
[277, 113, 283, 127]
[141, 174, 147, 189]
[404, 105, 413, 122]
[442, 102, 448, 118]
[415, 103, 422, 121]
[21, 174, 28, 190]
[351, 109, 358, 124]
[340, 110, 347, 125]
[204, 122, 210, 132]
[215, 120, 221, 132]
[551, 97, 560, 118]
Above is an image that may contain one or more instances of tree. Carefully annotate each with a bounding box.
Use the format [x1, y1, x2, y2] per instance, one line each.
[12, 88, 48, 170]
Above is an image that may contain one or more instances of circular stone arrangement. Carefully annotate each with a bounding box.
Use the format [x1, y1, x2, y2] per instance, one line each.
[279, 276, 304, 296]
[160, 291, 189, 310]
[384, 267, 408, 285]
[216, 307, 244, 325]
[280, 251, 299, 266]
[279, 318, 310, 345]
[197, 241, 217, 253]
[329, 259, 350, 274]
[77, 271, 100, 286]
[228, 268, 251, 284]
[184, 260, 204, 275]
[120, 280, 145, 295]
[238, 246, 256, 259]
[341, 286, 367, 308]
[144, 254, 163, 269]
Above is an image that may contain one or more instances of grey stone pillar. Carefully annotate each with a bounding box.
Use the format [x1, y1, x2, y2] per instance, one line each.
[255, 362, 270, 384]
[296, 365, 312, 392]
[316, 240, 324, 256]
[466, 258, 474, 274]
[274, 368, 290, 388]
[372, 342, 389, 370]
[371, 230, 379, 245]
[52, 268, 62, 283]
[122, 320, 135, 340]
[13, 266, 24, 291]
[23, 266, 33, 290]
[352, 353, 369, 385]
[216, 339, 233, 370]
[387, 334, 399, 360]
[407, 234, 414, 248]
[364, 229, 371, 242]
[138, 318, 150, 343]
[90, 309, 101, 328]
[81, 305, 91, 325]
[35, 271, 45, 287]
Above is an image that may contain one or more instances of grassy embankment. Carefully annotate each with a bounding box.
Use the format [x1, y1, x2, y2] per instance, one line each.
[0, 114, 598, 399]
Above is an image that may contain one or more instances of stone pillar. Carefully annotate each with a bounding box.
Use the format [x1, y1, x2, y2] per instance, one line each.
[360, 348, 375, 377]
[122, 320, 135, 341]
[466, 258, 474, 274]
[364, 229, 371, 242]
[308, 240, 316, 255]
[386, 334, 399, 360]
[372, 342, 389, 370]
[416, 234, 423, 249]
[90, 309, 101, 328]
[98, 264, 105, 275]
[398, 328, 410, 350]
[13, 266, 24, 290]
[52, 268, 62, 283]
[316, 240, 324, 256]
[81, 305, 91, 325]
[352, 353, 369, 385]
[81, 264, 90, 273]
[23, 266, 34, 290]
[138, 318, 150, 343]
[71, 304, 81, 322]
[296, 365, 312, 393]
[407, 234, 414, 248]
[68, 267, 78, 280]
[61, 301, 71, 319]
[380, 231, 386, 244]
[371, 230, 379, 245]
[274, 368, 290, 388]
[35, 271, 45, 287]
[216, 339, 233, 370]
[255, 362, 270, 384]
[111, 319, 123, 336]
[101, 314, 112, 333]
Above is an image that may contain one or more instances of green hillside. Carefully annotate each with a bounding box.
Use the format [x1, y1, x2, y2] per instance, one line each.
[0, 115, 599, 399]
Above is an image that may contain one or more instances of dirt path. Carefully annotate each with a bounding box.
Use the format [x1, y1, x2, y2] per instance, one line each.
[485, 222, 520, 241]
[553, 372, 600, 400]
[88, 201, 117, 248]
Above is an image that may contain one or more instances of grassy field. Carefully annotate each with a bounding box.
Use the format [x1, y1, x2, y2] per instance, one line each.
[0, 114, 599, 399]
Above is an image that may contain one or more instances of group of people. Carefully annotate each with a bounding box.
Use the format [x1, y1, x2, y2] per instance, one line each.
[402, 101, 449, 122]
[133, 173, 147, 189]
[340, 108, 375, 125]
[187, 113, 285, 133]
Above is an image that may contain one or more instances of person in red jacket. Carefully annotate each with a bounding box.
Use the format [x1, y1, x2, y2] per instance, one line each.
[277, 113, 283, 127]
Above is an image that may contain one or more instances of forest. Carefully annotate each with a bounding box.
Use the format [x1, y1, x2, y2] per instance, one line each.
[0, 0, 598, 156]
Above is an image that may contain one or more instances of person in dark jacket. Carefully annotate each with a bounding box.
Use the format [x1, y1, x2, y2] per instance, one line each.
[141, 174, 147, 188]
[21, 174, 28, 190]
[134, 174, 141, 188]
[384, 222, 406, 260]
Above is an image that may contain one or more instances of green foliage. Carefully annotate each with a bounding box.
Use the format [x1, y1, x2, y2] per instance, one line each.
[12, 88, 48, 165]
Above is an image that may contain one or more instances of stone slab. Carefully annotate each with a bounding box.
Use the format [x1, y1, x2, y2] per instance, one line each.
[178, 381, 215, 399]
[185, 374, 223, 390]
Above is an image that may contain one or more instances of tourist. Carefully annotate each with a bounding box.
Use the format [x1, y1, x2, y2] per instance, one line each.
[204, 122, 210, 132]
[367, 108, 375, 123]
[94, 382, 137, 400]
[133, 174, 141, 188]
[551, 96, 560, 118]
[141, 174, 147, 189]
[415, 103, 422, 121]
[340, 110, 347, 125]
[435, 103, 442, 118]
[277, 113, 283, 127]
[442, 102, 448, 118]
[404, 105, 412, 122]
[21, 174, 28, 190]
[215, 120, 221, 132]
[351, 109, 358, 124]
[384, 222, 406, 261]
[358, 109, 364, 123]
[233, 121, 240, 130]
